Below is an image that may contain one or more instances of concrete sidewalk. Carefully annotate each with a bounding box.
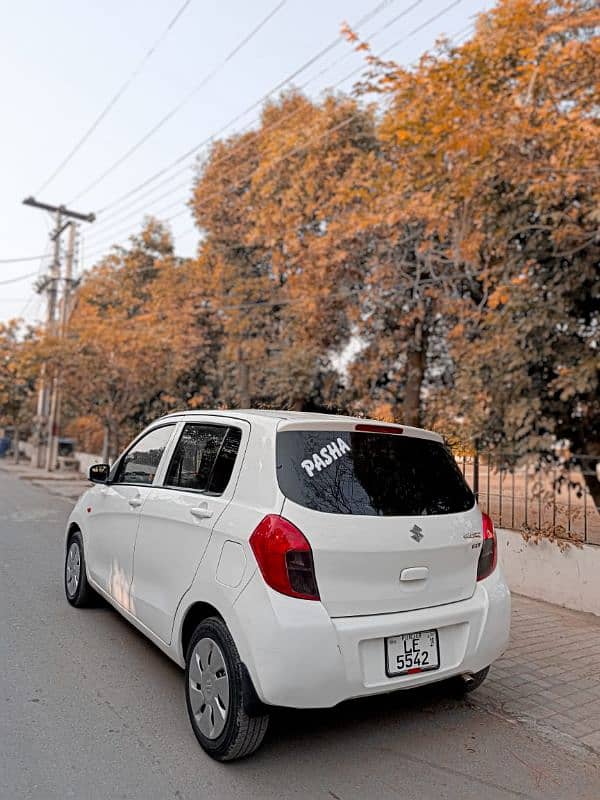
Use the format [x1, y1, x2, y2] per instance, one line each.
[477, 595, 600, 755]
[0, 459, 88, 500]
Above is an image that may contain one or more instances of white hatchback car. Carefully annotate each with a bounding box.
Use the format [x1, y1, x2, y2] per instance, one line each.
[64, 410, 510, 760]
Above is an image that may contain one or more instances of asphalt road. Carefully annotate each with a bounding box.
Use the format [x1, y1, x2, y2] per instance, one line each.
[1, 470, 598, 800]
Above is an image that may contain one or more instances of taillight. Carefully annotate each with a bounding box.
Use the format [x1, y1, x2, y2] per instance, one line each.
[249, 515, 320, 600]
[477, 512, 497, 581]
[355, 423, 403, 435]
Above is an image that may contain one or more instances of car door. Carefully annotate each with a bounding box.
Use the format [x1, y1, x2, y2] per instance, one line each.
[131, 418, 248, 644]
[85, 424, 176, 612]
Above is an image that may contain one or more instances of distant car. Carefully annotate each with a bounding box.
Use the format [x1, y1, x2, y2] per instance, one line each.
[64, 410, 511, 761]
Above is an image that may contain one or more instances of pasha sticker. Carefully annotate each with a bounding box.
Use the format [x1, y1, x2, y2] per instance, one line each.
[301, 437, 351, 477]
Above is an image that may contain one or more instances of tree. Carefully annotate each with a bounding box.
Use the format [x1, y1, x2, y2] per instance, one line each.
[190, 91, 379, 411]
[347, 0, 599, 500]
[0, 321, 39, 462]
[58, 219, 213, 461]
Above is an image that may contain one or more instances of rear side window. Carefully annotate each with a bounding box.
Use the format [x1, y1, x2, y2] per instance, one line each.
[164, 424, 241, 495]
[276, 430, 474, 516]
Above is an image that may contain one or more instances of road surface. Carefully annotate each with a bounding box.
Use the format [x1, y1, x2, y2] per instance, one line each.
[1, 470, 598, 799]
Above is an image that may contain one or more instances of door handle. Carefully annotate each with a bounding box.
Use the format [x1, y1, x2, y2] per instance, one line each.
[400, 567, 429, 582]
[190, 505, 213, 520]
[128, 497, 143, 508]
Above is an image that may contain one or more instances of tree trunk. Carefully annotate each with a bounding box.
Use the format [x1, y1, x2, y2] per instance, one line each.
[13, 423, 20, 465]
[579, 443, 600, 514]
[101, 423, 111, 465]
[585, 470, 600, 513]
[403, 319, 428, 427]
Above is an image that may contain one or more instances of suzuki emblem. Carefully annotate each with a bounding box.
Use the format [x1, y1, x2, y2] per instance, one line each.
[410, 524, 424, 542]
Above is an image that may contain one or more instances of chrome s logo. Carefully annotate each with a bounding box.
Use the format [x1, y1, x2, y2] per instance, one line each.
[410, 524, 424, 542]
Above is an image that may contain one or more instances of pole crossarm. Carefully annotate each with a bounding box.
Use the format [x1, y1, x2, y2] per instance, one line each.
[22, 196, 96, 223]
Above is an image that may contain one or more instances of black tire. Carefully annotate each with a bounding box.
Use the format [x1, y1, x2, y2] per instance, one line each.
[185, 616, 269, 761]
[64, 530, 94, 607]
[451, 666, 490, 696]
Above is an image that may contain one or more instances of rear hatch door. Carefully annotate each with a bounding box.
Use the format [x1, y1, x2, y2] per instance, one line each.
[277, 423, 482, 618]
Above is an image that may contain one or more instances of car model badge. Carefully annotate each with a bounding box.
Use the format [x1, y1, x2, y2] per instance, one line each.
[410, 524, 424, 542]
[463, 531, 481, 539]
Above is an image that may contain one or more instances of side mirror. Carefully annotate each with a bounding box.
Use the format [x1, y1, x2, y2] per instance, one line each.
[89, 463, 110, 483]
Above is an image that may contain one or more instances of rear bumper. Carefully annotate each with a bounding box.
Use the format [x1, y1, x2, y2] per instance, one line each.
[233, 568, 511, 709]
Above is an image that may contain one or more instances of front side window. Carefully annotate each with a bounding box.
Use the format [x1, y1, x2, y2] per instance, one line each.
[276, 430, 474, 516]
[164, 424, 242, 495]
[114, 425, 175, 485]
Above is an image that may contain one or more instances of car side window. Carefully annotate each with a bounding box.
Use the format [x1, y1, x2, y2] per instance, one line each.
[208, 427, 242, 494]
[164, 424, 242, 495]
[113, 425, 175, 485]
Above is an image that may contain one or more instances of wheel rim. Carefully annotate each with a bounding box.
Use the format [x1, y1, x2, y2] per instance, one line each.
[188, 637, 230, 740]
[66, 541, 81, 597]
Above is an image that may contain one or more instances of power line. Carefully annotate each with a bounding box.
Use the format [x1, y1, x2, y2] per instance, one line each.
[16, 241, 53, 319]
[84, 0, 421, 246]
[70, 0, 288, 204]
[83, 1, 469, 260]
[92, 0, 403, 218]
[0, 254, 49, 264]
[36, 0, 195, 195]
[85, 0, 469, 252]
[86, 1, 423, 241]
[378, 0, 463, 58]
[82, 108, 375, 261]
[0, 271, 39, 286]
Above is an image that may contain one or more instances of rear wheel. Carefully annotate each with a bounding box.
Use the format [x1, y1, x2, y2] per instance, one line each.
[452, 666, 490, 695]
[185, 617, 269, 761]
[64, 531, 94, 607]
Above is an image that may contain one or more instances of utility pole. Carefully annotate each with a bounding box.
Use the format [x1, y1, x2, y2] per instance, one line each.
[45, 223, 78, 472]
[22, 197, 95, 470]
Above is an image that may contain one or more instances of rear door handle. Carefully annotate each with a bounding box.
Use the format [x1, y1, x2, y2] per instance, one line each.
[190, 505, 213, 520]
[128, 497, 143, 508]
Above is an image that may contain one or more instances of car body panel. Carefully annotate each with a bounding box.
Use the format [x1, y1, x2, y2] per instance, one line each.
[282, 498, 483, 617]
[232, 565, 510, 708]
[84, 482, 151, 610]
[65, 409, 511, 711]
[130, 416, 251, 644]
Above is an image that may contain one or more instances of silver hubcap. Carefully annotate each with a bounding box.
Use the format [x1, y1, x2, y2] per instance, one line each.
[188, 637, 230, 740]
[66, 542, 81, 596]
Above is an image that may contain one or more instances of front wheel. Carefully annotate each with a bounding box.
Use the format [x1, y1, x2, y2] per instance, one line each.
[64, 531, 94, 607]
[185, 617, 269, 761]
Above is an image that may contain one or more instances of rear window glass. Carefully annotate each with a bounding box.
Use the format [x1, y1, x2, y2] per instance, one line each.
[276, 430, 474, 516]
[164, 424, 241, 495]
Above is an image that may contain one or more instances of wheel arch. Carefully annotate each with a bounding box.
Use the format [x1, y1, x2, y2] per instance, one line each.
[65, 522, 81, 548]
[180, 599, 266, 718]
[180, 601, 224, 661]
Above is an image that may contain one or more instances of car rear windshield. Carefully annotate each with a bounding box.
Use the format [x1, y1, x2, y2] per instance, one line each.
[276, 430, 474, 516]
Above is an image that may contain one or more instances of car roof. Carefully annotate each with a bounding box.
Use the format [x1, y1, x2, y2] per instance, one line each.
[161, 409, 375, 423]
[157, 409, 443, 441]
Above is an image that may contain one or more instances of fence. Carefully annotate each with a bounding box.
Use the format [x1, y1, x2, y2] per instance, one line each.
[458, 452, 600, 546]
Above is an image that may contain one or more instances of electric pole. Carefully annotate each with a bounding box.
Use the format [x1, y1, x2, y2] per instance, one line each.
[22, 197, 95, 469]
[45, 222, 78, 472]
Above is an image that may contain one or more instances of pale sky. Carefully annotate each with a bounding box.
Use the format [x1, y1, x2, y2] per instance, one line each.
[0, 0, 490, 325]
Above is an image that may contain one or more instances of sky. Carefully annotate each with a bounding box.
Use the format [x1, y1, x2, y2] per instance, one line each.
[0, 0, 490, 326]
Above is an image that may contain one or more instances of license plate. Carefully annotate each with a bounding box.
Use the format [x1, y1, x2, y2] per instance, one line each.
[385, 629, 440, 676]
